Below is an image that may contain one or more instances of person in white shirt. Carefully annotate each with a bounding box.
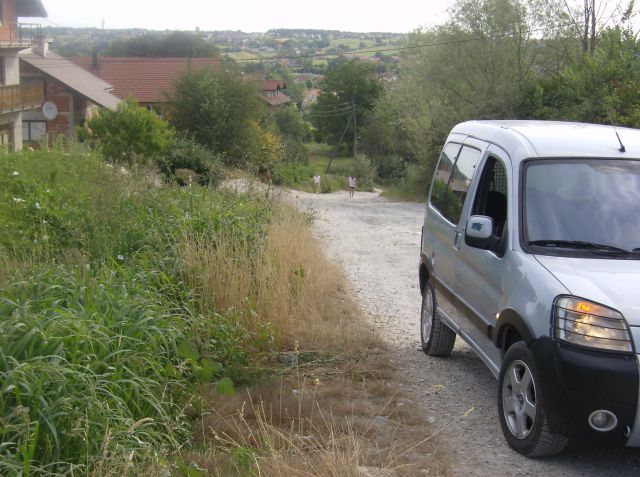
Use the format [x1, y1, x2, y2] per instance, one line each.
[348, 176, 356, 197]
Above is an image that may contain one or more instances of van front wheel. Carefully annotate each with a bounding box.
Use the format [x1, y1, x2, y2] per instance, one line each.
[498, 341, 568, 457]
[420, 280, 455, 357]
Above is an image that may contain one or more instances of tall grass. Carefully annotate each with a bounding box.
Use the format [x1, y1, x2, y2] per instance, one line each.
[181, 203, 378, 353]
[0, 148, 275, 474]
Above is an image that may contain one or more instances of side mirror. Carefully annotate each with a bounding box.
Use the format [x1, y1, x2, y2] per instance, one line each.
[465, 216, 496, 250]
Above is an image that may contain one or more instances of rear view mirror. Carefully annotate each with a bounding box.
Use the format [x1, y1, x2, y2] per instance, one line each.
[465, 216, 495, 250]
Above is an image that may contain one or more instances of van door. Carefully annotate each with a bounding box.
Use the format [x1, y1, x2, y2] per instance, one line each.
[454, 146, 511, 375]
[424, 142, 482, 327]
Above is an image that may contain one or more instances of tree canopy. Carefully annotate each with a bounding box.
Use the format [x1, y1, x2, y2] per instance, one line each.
[105, 31, 220, 58]
[169, 68, 280, 170]
[310, 59, 383, 152]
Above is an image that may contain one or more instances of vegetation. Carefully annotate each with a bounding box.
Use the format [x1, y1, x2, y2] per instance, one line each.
[83, 100, 174, 166]
[169, 68, 281, 172]
[158, 136, 225, 186]
[104, 31, 220, 58]
[0, 144, 405, 474]
[0, 148, 272, 474]
[310, 59, 383, 152]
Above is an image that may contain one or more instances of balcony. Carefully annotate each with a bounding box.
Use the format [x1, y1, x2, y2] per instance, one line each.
[0, 23, 41, 48]
[0, 82, 44, 113]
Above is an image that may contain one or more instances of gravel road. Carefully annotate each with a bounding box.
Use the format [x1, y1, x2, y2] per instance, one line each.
[290, 188, 640, 477]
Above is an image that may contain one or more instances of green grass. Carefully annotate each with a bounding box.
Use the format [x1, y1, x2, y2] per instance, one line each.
[275, 143, 354, 193]
[0, 147, 275, 474]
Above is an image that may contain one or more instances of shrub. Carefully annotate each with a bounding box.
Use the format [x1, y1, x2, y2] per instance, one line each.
[372, 154, 407, 184]
[272, 161, 313, 186]
[158, 136, 225, 186]
[84, 100, 174, 165]
[282, 137, 309, 164]
[351, 153, 377, 191]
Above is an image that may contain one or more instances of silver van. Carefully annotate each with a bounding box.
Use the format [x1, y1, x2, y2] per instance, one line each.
[419, 120, 640, 457]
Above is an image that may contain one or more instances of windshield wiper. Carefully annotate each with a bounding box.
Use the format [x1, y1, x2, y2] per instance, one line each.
[528, 240, 633, 255]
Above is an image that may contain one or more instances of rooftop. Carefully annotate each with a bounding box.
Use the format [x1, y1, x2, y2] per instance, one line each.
[20, 50, 120, 109]
[71, 57, 220, 104]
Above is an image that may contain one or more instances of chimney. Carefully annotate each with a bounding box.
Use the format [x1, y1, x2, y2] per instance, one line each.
[34, 36, 49, 57]
[91, 53, 99, 72]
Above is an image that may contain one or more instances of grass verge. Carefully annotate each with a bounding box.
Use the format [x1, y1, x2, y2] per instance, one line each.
[0, 147, 446, 475]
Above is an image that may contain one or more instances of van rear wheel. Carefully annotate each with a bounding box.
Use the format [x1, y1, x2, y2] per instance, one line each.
[420, 279, 455, 357]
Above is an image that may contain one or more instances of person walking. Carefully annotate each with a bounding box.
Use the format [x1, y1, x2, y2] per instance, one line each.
[313, 174, 321, 193]
[348, 176, 356, 198]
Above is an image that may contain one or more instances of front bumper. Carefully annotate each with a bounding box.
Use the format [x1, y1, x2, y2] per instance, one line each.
[532, 337, 639, 445]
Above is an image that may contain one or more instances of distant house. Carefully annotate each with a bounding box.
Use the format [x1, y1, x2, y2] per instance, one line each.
[303, 88, 319, 107]
[0, 0, 47, 150]
[71, 57, 220, 114]
[20, 42, 120, 144]
[257, 80, 291, 107]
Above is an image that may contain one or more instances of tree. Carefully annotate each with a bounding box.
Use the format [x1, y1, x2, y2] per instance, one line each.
[169, 68, 279, 169]
[84, 100, 174, 165]
[105, 31, 220, 58]
[310, 59, 383, 153]
[534, 0, 635, 56]
[521, 27, 640, 127]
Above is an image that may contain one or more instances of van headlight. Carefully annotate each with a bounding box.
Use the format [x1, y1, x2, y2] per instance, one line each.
[553, 296, 633, 353]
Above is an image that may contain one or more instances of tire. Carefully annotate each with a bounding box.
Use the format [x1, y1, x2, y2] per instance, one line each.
[498, 341, 569, 457]
[420, 279, 456, 357]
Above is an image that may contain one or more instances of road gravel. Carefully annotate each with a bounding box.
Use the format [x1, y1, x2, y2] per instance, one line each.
[290, 188, 640, 477]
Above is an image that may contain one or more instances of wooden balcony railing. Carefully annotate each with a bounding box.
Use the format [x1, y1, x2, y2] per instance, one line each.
[0, 82, 44, 113]
[0, 23, 41, 48]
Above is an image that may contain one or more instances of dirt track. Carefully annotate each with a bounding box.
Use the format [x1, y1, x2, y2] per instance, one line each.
[291, 188, 640, 477]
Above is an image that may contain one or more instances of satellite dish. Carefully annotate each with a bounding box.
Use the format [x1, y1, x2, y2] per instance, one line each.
[42, 101, 58, 120]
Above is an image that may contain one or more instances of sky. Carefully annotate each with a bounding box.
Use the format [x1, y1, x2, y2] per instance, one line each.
[37, 0, 455, 33]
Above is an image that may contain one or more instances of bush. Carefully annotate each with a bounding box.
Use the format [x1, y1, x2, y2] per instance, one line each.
[372, 154, 407, 184]
[282, 138, 309, 164]
[84, 100, 174, 165]
[158, 136, 225, 186]
[272, 161, 313, 186]
[351, 153, 377, 191]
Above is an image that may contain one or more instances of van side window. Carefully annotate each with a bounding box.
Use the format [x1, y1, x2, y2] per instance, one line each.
[473, 156, 508, 238]
[430, 143, 461, 213]
[441, 146, 481, 224]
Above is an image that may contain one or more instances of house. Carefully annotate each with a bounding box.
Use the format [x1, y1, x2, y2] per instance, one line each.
[0, 0, 47, 150]
[257, 80, 291, 107]
[20, 41, 120, 144]
[71, 56, 220, 115]
[303, 88, 319, 107]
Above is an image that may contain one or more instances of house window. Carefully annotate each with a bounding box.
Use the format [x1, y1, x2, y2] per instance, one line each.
[23, 120, 47, 143]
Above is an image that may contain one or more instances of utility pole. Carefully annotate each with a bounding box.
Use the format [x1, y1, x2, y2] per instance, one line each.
[352, 100, 357, 157]
[325, 112, 353, 174]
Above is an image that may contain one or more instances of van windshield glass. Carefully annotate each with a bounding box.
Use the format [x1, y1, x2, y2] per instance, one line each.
[524, 159, 640, 257]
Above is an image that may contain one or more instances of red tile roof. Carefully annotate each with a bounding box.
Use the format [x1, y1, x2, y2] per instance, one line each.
[266, 93, 292, 107]
[71, 57, 220, 104]
[258, 80, 286, 92]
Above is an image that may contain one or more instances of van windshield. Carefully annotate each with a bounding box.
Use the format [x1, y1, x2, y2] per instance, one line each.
[524, 159, 640, 258]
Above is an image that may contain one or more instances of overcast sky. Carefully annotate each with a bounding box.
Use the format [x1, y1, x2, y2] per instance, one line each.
[37, 0, 455, 33]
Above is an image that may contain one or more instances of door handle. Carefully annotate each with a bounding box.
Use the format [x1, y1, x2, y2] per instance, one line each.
[453, 231, 462, 250]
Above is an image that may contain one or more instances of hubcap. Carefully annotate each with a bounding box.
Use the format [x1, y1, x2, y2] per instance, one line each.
[421, 289, 434, 343]
[502, 359, 537, 439]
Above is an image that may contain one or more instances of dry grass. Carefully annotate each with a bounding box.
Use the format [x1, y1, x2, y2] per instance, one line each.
[186, 351, 447, 477]
[178, 196, 448, 476]
[181, 202, 379, 352]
